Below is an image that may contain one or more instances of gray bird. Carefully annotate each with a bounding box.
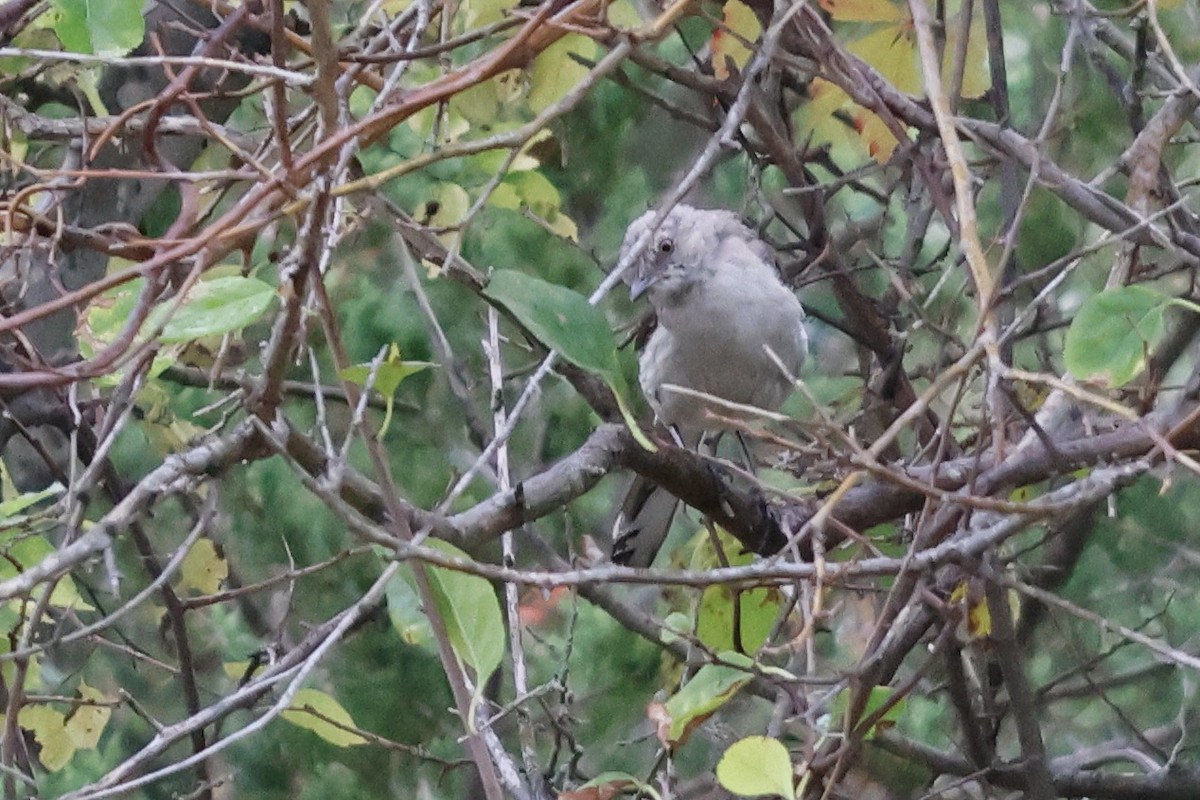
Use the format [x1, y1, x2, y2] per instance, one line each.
[612, 205, 809, 567]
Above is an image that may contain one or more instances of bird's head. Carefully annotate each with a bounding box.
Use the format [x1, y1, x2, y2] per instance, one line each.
[620, 205, 702, 303]
[619, 205, 761, 304]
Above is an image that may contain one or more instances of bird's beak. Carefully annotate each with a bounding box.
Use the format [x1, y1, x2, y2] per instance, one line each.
[628, 271, 657, 301]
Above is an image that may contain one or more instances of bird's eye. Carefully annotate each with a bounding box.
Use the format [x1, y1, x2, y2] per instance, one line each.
[658, 238, 674, 254]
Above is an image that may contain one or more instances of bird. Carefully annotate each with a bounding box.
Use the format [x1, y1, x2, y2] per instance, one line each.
[611, 204, 809, 567]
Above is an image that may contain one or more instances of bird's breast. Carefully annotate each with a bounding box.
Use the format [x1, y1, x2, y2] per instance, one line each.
[642, 281, 806, 429]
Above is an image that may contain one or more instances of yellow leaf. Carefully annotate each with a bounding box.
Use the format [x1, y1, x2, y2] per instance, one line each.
[851, 106, 901, 163]
[801, 78, 901, 164]
[712, 0, 762, 81]
[819, 0, 905, 22]
[65, 683, 110, 750]
[282, 688, 368, 747]
[945, 11, 989, 99]
[966, 596, 991, 639]
[19, 705, 75, 771]
[847, 24, 921, 95]
[178, 538, 228, 595]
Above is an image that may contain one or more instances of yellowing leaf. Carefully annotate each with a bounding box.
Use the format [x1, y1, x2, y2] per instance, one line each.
[544, 210, 579, 242]
[224, 660, 251, 680]
[463, 0, 520, 27]
[407, 104, 471, 144]
[511, 128, 554, 172]
[177, 538, 228, 595]
[716, 736, 796, 800]
[417, 182, 471, 249]
[819, 0, 904, 22]
[605, 0, 645, 28]
[488, 182, 522, 210]
[450, 80, 500, 125]
[654, 653, 755, 747]
[282, 688, 368, 747]
[802, 76, 903, 164]
[691, 528, 782, 653]
[712, 0, 761, 81]
[967, 597, 991, 639]
[501, 170, 561, 218]
[527, 34, 597, 114]
[19, 705, 74, 770]
[831, 1, 988, 101]
[65, 683, 110, 750]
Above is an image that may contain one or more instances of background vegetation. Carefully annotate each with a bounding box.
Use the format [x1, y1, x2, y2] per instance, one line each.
[1, 0, 1200, 797]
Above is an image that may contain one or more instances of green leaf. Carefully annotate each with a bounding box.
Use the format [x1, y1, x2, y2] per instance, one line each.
[661, 611, 693, 645]
[51, 0, 145, 56]
[656, 652, 754, 747]
[81, 275, 275, 358]
[1064, 285, 1168, 387]
[830, 685, 904, 737]
[281, 688, 368, 747]
[152, 275, 276, 343]
[385, 572, 435, 649]
[339, 344, 435, 439]
[339, 353, 434, 395]
[0, 483, 64, 522]
[0, 535, 94, 611]
[716, 736, 796, 800]
[423, 540, 505, 684]
[483, 269, 620, 383]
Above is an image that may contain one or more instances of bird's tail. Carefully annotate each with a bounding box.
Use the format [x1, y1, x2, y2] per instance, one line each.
[611, 476, 680, 568]
[611, 429, 707, 567]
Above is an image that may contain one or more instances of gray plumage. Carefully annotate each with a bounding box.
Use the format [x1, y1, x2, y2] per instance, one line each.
[612, 205, 809, 567]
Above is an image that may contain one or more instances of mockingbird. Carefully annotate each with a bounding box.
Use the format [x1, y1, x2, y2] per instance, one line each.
[612, 205, 809, 566]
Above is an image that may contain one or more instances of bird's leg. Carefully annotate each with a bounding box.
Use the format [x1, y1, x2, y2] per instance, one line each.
[668, 424, 687, 449]
[734, 430, 758, 477]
